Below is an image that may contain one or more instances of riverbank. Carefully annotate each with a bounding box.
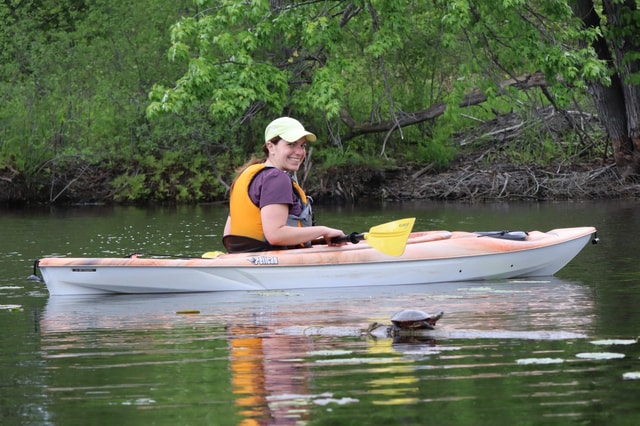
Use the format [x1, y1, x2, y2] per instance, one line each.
[307, 155, 638, 203]
[2, 156, 637, 206]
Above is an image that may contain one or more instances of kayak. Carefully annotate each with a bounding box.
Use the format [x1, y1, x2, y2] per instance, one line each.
[36, 219, 597, 296]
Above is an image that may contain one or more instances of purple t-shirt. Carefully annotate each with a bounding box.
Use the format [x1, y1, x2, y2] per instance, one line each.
[248, 168, 303, 216]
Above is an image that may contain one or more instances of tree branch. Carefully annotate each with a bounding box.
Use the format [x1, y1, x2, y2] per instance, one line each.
[339, 72, 548, 140]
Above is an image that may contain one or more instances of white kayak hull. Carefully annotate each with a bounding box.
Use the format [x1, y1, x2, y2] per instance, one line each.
[37, 227, 597, 295]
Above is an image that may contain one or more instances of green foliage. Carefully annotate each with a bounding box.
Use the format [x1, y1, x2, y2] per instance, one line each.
[317, 144, 390, 169]
[147, 0, 286, 122]
[145, 0, 617, 172]
[415, 128, 457, 168]
[112, 173, 150, 202]
[111, 149, 227, 203]
[437, 0, 609, 88]
[0, 0, 210, 203]
[148, 1, 460, 143]
[1, 0, 634, 203]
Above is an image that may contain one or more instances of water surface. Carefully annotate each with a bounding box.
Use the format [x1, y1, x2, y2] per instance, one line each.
[1, 201, 639, 425]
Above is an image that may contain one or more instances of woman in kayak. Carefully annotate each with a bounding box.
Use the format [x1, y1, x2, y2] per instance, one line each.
[223, 117, 346, 253]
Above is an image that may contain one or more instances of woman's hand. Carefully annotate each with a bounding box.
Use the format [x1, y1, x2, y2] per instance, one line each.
[320, 227, 347, 246]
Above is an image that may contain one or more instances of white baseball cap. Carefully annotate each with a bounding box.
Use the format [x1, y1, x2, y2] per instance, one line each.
[264, 117, 317, 143]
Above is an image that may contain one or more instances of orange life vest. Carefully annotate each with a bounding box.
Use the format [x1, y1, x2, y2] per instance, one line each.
[228, 164, 312, 243]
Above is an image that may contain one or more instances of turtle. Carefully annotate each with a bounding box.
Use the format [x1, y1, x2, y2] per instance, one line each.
[390, 309, 444, 332]
[363, 309, 444, 338]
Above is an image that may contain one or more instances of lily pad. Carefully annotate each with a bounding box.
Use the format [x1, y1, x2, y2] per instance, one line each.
[0, 304, 23, 312]
[516, 357, 564, 365]
[622, 372, 640, 380]
[307, 349, 353, 357]
[315, 357, 400, 365]
[590, 339, 637, 346]
[313, 397, 359, 406]
[575, 352, 625, 360]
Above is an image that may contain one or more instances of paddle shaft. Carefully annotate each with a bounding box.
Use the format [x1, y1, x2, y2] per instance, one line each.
[312, 232, 364, 246]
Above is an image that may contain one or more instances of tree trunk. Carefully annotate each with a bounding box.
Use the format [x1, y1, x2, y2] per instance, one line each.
[571, 0, 640, 178]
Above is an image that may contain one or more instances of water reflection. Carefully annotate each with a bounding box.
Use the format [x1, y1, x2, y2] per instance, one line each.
[40, 278, 595, 333]
[39, 279, 600, 424]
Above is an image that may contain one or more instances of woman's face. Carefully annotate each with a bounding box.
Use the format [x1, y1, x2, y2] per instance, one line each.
[267, 137, 307, 172]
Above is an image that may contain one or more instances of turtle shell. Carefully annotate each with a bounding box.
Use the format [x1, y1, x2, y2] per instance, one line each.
[391, 309, 443, 329]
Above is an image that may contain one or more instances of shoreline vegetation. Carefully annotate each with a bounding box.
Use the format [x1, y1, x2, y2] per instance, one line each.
[1, 158, 631, 207]
[0, 119, 640, 206]
[2, 109, 636, 206]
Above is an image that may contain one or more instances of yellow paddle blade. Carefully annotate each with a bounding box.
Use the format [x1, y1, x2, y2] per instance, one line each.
[202, 251, 225, 259]
[363, 217, 415, 256]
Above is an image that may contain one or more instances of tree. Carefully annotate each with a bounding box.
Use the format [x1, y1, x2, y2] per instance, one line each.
[148, 0, 639, 177]
[147, 0, 466, 158]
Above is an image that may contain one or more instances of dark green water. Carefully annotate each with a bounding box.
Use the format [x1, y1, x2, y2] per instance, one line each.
[1, 201, 639, 425]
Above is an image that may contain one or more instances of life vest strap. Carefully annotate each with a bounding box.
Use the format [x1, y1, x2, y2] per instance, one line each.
[223, 235, 272, 253]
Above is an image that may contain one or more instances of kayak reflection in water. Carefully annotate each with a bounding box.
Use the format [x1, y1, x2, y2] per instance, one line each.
[223, 117, 345, 253]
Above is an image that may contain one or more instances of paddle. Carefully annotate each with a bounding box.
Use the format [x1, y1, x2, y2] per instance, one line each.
[322, 217, 416, 256]
[202, 217, 416, 258]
